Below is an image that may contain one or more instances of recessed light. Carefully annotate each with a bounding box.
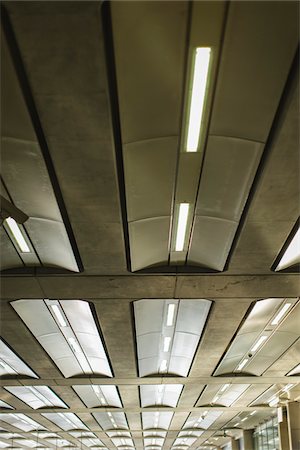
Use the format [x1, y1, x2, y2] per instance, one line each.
[236, 358, 248, 371]
[163, 336, 172, 352]
[166, 304, 176, 326]
[175, 203, 190, 251]
[5, 217, 30, 253]
[250, 335, 268, 353]
[185, 48, 211, 152]
[50, 304, 67, 327]
[271, 303, 292, 325]
[160, 359, 167, 372]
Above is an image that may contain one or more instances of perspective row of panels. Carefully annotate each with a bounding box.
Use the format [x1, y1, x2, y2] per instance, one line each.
[1, 298, 299, 380]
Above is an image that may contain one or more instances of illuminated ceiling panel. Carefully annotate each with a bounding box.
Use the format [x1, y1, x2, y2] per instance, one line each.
[1, 28, 81, 273]
[134, 299, 211, 376]
[41, 413, 88, 431]
[0, 402, 13, 410]
[196, 384, 250, 407]
[93, 412, 128, 431]
[141, 412, 173, 431]
[4, 386, 67, 409]
[0, 339, 38, 378]
[140, 385, 183, 407]
[111, 1, 298, 272]
[215, 298, 300, 376]
[273, 223, 300, 272]
[11, 299, 112, 378]
[0, 414, 45, 432]
[72, 385, 121, 408]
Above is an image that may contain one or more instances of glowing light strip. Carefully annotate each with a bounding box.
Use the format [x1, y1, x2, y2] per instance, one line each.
[5, 217, 30, 253]
[175, 203, 189, 251]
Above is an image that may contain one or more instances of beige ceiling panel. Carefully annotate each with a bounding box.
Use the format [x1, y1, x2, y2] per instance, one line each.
[1, 138, 61, 221]
[210, 1, 299, 142]
[188, 216, 237, 271]
[0, 228, 23, 270]
[129, 217, 170, 271]
[111, 1, 188, 144]
[124, 137, 178, 222]
[25, 218, 79, 272]
[196, 136, 263, 221]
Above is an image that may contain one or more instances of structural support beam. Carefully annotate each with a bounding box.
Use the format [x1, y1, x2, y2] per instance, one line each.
[243, 429, 254, 450]
[287, 401, 300, 450]
[1, 274, 299, 299]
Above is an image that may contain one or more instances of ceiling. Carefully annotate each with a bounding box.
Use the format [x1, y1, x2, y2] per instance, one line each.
[0, 2, 299, 450]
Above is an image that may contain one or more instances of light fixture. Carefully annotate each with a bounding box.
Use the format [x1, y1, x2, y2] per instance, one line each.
[250, 335, 268, 353]
[249, 410, 256, 416]
[185, 47, 211, 152]
[236, 358, 248, 371]
[241, 417, 247, 422]
[160, 360, 167, 373]
[275, 227, 300, 271]
[220, 384, 230, 393]
[50, 304, 67, 327]
[175, 204, 189, 251]
[269, 397, 279, 407]
[4, 386, 67, 409]
[5, 217, 30, 252]
[140, 384, 183, 408]
[282, 384, 294, 392]
[11, 299, 112, 378]
[271, 303, 292, 325]
[0, 339, 38, 378]
[134, 299, 211, 377]
[41, 412, 88, 431]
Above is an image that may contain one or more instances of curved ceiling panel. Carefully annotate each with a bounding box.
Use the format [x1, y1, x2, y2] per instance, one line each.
[1, 23, 80, 273]
[134, 299, 211, 377]
[11, 299, 112, 378]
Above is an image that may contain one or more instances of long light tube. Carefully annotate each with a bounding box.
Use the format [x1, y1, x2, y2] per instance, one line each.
[236, 358, 248, 371]
[68, 337, 81, 353]
[220, 383, 230, 393]
[163, 337, 171, 352]
[51, 305, 67, 327]
[250, 335, 268, 353]
[5, 217, 30, 253]
[276, 228, 300, 271]
[166, 304, 175, 326]
[186, 47, 211, 152]
[160, 360, 167, 373]
[175, 203, 189, 251]
[271, 303, 292, 325]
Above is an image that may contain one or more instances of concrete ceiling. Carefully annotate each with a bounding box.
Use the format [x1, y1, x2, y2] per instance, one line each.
[0, 2, 299, 450]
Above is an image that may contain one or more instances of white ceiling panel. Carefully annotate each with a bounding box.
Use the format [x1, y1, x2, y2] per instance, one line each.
[141, 412, 173, 431]
[0, 339, 38, 378]
[11, 299, 112, 378]
[215, 298, 299, 376]
[41, 413, 88, 431]
[72, 385, 121, 408]
[0, 402, 13, 410]
[196, 384, 250, 407]
[140, 385, 183, 408]
[128, 217, 170, 272]
[4, 386, 67, 410]
[134, 299, 211, 376]
[0, 414, 45, 432]
[93, 412, 128, 431]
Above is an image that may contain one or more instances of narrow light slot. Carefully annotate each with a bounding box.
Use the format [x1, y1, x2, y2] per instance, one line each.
[271, 303, 292, 325]
[5, 217, 30, 253]
[160, 359, 167, 373]
[276, 228, 300, 271]
[269, 397, 279, 407]
[67, 337, 81, 354]
[212, 395, 219, 403]
[250, 335, 268, 353]
[163, 337, 171, 352]
[241, 417, 247, 422]
[166, 304, 176, 326]
[185, 47, 211, 152]
[51, 305, 67, 328]
[175, 203, 189, 251]
[236, 358, 248, 371]
[92, 385, 100, 394]
[100, 397, 106, 405]
[282, 384, 294, 392]
[234, 423, 239, 427]
[220, 384, 230, 393]
[0, 359, 17, 375]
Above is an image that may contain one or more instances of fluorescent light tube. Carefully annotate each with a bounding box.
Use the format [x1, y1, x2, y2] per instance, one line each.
[100, 397, 106, 404]
[212, 395, 219, 403]
[67, 337, 81, 353]
[271, 303, 292, 325]
[166, 303, 176, 326]
[175, 203, 189, 251]
[220, 383, 230, 393]
[269, 397, 279, 407]
[186, 47, 211, 152]
[92, 385, 100, 394]
[51, 305, 67, 327]
[250, 410, 256, 416]
[5, 217, 30, 253]
[160, 359, 167, 372]
[276, 227, 300, 271]
[234, 423, 239, 427]
[282, 384, 294, 392]
[236, 358, 248, 371]
[163, 336, 171, 352]
[250, 335, 268, 353]
[241, 417, 247, 422]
